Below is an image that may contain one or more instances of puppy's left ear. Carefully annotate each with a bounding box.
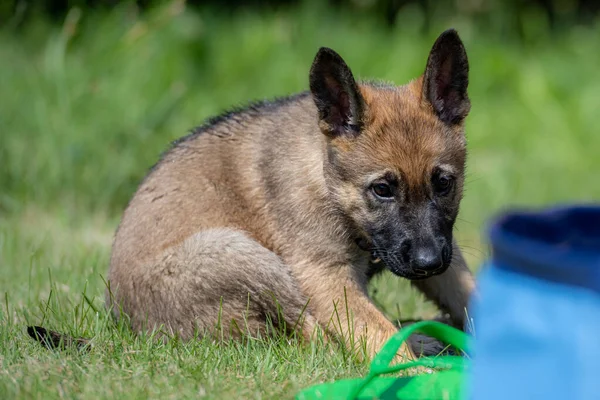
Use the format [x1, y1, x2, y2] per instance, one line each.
[422, 29, 470, 125]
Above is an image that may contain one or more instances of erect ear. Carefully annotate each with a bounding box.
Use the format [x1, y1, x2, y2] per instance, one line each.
[309, 47, 364, 137]
[422, 29, 470, 125]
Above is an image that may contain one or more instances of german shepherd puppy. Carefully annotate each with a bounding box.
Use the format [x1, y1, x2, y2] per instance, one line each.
[104, 29, 475, 359]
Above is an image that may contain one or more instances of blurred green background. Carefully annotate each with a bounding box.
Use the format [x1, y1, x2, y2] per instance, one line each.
[0, 1, 599, 398]
[1, 0, 599, 217]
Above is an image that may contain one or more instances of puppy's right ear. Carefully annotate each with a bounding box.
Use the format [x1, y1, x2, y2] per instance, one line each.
[309, 47, 364, 138]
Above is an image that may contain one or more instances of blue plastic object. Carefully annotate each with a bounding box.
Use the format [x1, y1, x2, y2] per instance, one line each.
[470, 205, 600, 400]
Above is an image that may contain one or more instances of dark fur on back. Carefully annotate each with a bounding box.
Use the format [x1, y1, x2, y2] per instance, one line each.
[144, 92, 312, 178]
[178, 92, 311, 144]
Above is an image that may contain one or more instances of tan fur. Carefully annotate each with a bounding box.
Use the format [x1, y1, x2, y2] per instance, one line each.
[107, 45, 475, 360]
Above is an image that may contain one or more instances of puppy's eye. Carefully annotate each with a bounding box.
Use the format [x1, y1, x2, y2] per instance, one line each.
[432, 174, 454, 196]
[372, 183, 393, 199]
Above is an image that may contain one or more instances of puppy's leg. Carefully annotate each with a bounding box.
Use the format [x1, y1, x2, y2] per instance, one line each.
[411, 239, 475, 330]
[294, 262, 414, 361]
[107, 229, 320, 341]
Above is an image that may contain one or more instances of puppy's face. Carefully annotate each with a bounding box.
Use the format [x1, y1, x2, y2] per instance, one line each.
[310, 30, 470, 279]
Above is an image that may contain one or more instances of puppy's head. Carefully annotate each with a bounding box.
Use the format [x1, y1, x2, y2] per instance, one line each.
[310, 30, 470, 280]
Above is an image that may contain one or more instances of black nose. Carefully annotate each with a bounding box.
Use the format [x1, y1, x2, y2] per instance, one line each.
[400, 240, 444, 276]
[412, 247, 443, 273]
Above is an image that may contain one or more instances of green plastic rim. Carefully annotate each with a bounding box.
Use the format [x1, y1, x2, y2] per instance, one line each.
[349, 321, 471, 398]
[296, 320, 472, 400]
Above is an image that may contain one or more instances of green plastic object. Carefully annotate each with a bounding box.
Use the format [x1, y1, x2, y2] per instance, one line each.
[296, 321, 471, 400]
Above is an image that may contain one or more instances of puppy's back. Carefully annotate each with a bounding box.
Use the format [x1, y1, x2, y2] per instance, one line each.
[109, 92, 321, 271]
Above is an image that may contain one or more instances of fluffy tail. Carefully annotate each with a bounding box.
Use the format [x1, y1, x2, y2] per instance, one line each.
[27, 326, 90, 351]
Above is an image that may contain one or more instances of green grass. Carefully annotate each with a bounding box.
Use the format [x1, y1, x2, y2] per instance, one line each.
[1, 2, 600, 398]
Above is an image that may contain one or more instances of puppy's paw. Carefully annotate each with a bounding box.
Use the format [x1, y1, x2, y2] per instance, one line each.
[407, 332, 456, 357]
[398, 317, 460, 357]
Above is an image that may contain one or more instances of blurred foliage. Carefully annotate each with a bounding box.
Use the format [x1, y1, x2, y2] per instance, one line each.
[0, 0, 598, 225]
[2, 0, 600, 34]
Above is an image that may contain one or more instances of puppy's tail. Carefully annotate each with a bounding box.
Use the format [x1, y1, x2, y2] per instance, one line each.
[27, 326, 90, 351]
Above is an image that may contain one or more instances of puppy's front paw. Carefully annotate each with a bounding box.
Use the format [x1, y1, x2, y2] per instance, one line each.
[407, 332, 456, 357]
